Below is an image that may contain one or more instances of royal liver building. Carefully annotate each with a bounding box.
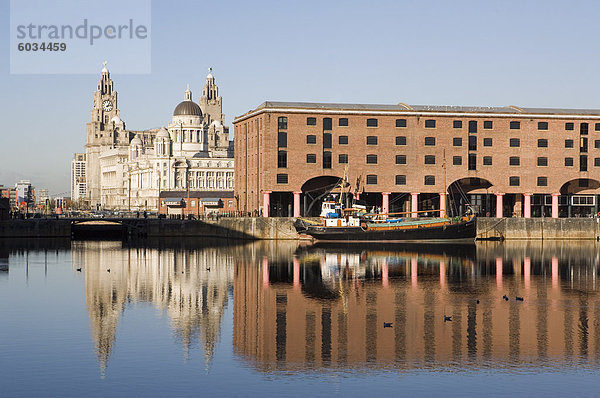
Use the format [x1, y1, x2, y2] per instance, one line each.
[84, 64, 234, 210]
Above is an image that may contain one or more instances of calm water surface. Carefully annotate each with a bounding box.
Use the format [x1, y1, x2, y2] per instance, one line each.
[1, 239, 600, 397]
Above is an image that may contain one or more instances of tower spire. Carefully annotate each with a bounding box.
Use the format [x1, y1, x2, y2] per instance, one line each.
[184, 84, 192, 101]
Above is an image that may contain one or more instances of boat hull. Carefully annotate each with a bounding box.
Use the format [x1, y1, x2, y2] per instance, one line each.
[295, 216, 477, 242]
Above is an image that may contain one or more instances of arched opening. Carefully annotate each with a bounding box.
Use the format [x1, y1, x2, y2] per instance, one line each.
[559, 178, 600, 217]
[447, 177, 495, 216]
[300, 176, 344, 217]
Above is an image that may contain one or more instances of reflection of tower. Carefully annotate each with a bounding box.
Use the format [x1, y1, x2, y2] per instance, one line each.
[77, 241, 234, 374]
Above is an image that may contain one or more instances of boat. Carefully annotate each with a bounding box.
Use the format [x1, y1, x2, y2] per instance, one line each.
[294, 196, 476, 242]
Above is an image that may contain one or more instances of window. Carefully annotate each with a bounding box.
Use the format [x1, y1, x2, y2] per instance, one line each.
[396, 136, 407, 145]
[572, 194, 595, 204]
[565, 122, 574, 131]
[323, 133, 332, 148]
[395, 155, 407, 165]
[510, 138, 520, 147]
[468, 154, 476, 170]
[537, 157, 548, 166]
[510, 121, 521, 129]
[581, 123, 589, 135]
[581, 155, 588, 172]
[537, 177, 548, 186]
[509, 156, 520, 166]
[277, 116, 287, 130]
[276, 174, 288, 184]
[537, 139, 548, 148]
[565, 157, 574, 166]
[366, 136, 378, 145]
[366, 118, 378, 127]
[278, 150, 287, 168]
[366, 154, 378, 164]
[424, 155, 436, 164]
[424, 175, 435, 185]
[395, 175, 406, 185]
[323, 151, 332, 169]
[484, 121, 493, 129]
[595, 123, 600, 131]
[509, 176, 520, 186]
[483, 138, 492, 147]
[483, 156, 492, 165]
[306, 154, 316, 164]
[307, 135, 317, 144]
[453, 137, 462, 146]
[469, 136, 477, 150]
[278, 131, 287, 147]
[396, 119, 407, 127]
[595, 158, 600, 167]
[424, 137, 436, 146]
[339, 135, 348, 145]
[425, 119, 436, 128]
[469, 121, 477, 133]
[565, 139, 574, 148]
[323, 117, 332, 131]
[538, 121, 548, 130]
[338, 154, 348, 164]
[453, 120, 462, 129]
[339, 118, 348, 127]
[307, 117, 316, 126]
[595, 140, 600, 149]
[366, 175, 377, 185]
[453, 156, 462, 165]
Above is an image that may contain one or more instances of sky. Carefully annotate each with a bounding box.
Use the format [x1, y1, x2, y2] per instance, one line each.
[2, 0, 600, 195]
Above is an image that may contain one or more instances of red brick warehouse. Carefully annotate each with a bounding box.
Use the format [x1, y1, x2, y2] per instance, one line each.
[234, 102, 600, 218]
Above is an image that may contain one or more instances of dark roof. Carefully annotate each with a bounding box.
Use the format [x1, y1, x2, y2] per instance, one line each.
[173, 100, 202, 117]
[235, 101, 600, 120]
[159, 190, 234, 199]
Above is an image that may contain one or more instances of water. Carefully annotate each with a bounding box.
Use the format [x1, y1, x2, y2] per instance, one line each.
[2, 239, 600, 397]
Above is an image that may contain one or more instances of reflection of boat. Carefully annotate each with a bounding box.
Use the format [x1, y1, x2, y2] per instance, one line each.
[295, 210, 476, 242]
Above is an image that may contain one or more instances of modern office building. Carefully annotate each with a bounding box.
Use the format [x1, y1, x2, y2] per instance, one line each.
[234, 102, 600, 217]
[71, 153, 87, 204]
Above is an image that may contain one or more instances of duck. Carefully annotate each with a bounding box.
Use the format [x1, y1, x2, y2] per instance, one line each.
[516, 296, 524, 301]
[444, 315, 452, 322]
[76, 268, 82, 272]
[502, 295, 509, 301]
[383, 322, 393, 328]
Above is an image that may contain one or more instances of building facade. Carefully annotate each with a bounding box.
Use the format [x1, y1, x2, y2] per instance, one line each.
[85, 64, 234, 211]
[71, 153, 87, 204]
[234, 102, 600, 218]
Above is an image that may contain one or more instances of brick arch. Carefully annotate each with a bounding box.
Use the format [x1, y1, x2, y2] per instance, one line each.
[447, 177, 496, 194]
[560, 178, 600, 194]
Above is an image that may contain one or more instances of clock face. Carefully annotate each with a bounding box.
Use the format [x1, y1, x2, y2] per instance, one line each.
[102, 100, 113, 111]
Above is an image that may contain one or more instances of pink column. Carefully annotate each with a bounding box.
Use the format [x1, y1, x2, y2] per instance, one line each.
[411, 193, 419, 218]
[382, 259, 389, 288]
[551, 193, 559, 218]
[439, 192, 447, 217]
[524, 193, 532, 218]
[355, 192, 360, 200]
[440, 260, 446, 288]
[262, 257, 269, 289]
[552, 256, 558, 289]
[495, 193, 504, 218]
[382, 192, 390, 214]
[411, 257, 418, 288]
[263, 191, 271, 217]
[496, 257, 503, 289]
[293, 257, 300, 289]
[293, 191, 301, 217]
[524, 257, 531, 290]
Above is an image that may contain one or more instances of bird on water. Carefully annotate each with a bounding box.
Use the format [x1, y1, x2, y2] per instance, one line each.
[502, 295, 509, 301]
[444, 315, 452, 322]
[107, 269, 111, 273]
[76, 268, 82, 272]
[516, 296, 524, 301]
[383, 322, 393, 328]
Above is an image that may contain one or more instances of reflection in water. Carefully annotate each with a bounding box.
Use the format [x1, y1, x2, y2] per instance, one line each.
[74, 239, 600, 375]
[234, 241, 600, 372]
[75, 240, 238, 375]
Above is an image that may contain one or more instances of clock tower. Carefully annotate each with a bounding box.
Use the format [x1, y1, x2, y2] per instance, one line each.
[86, 61, 123, 208]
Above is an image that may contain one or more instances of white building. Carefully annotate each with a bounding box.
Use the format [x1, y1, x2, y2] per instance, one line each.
[85, 64, 234, 211]
[71, 153, 87, 203]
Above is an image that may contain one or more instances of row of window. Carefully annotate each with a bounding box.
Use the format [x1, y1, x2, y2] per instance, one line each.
[291, 115, 600, 131]
[292, 153, 600, 168]
[287, 134, 599, 149]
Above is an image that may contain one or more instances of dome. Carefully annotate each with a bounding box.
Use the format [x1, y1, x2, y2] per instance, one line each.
[173, 100, 202, 117]
[130, 135, 142, 146]
[156, 127, 169, 139]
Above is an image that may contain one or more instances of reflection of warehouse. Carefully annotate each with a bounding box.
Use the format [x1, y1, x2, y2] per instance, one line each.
[234, 246, 600, 371]
[234, 103, 600, 217]
[77, 241, 234, 375]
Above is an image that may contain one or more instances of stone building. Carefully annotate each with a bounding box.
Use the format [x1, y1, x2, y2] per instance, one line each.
[85, 64, 234, 211]
[71, 153, 87, 203]
[234, 102, 600, 218]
